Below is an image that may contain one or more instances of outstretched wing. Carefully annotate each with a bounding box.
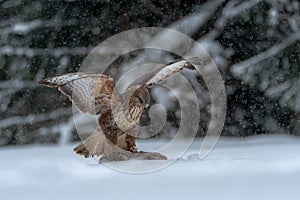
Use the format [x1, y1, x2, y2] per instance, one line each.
[129, 57, 201, 88]
[38, 73, 120, 114]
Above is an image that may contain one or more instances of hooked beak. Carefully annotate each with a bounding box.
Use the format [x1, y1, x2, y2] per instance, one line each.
[144, 103, 150, 109]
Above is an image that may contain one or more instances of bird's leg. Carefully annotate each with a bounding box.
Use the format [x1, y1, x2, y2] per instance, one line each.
[126, 134, 137, 152]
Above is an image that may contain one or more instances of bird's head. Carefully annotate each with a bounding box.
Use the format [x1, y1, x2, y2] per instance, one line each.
[130, 86, 150, 109]
[122, 85, 150, 122]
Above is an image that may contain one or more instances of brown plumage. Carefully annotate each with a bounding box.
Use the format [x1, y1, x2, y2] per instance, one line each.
[38, 58, 199, 159]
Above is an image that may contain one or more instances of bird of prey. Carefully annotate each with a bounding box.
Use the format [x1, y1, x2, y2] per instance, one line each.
[38, 58, 199, 160]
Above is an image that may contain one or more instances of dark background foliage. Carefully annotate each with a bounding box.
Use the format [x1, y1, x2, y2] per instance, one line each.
[0, 0, 299, 146]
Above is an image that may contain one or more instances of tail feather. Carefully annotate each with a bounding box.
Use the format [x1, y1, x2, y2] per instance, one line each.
[73, 143, 91, 158]
[73, 129, 106, 158]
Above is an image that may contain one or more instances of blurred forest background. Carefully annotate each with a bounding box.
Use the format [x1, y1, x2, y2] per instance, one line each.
[0, 0, 299, 146]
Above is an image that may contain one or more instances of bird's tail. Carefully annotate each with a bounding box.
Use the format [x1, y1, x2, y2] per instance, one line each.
[73, 129, 107, 158]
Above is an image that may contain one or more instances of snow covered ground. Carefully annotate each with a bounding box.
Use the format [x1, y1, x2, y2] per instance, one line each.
[0, 134, 300, 200]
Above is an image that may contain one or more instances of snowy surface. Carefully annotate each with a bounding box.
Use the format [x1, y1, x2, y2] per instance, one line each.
[0, 134, 300, 200]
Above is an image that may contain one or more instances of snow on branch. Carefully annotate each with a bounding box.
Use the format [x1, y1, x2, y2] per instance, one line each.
[0, 107, 72, 128]
[231, 31, 300, 76]
[224, 0, 263, 18]
[1, 18, 78, 36]
[169, 0, 225, 36]
[0, 80, 35, 89]
[139, 0, 164, 18]
[230, 31, 300, 111]
[202, 0, 263, 41]
[12, 20, 42, 34]
[0, 46, 93, 57]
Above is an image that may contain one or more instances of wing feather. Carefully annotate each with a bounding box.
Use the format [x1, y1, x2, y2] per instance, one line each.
[38, 73, 119, 114]
[127, 58, 200, 88]
[145, 58, 199, 88]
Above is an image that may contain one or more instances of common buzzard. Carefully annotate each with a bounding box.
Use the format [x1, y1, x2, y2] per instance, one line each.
[38, 58, 199, 161]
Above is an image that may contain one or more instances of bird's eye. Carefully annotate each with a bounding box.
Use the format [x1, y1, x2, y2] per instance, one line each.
[138, 97, 144, 103]
[147, 83, 154, 88]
